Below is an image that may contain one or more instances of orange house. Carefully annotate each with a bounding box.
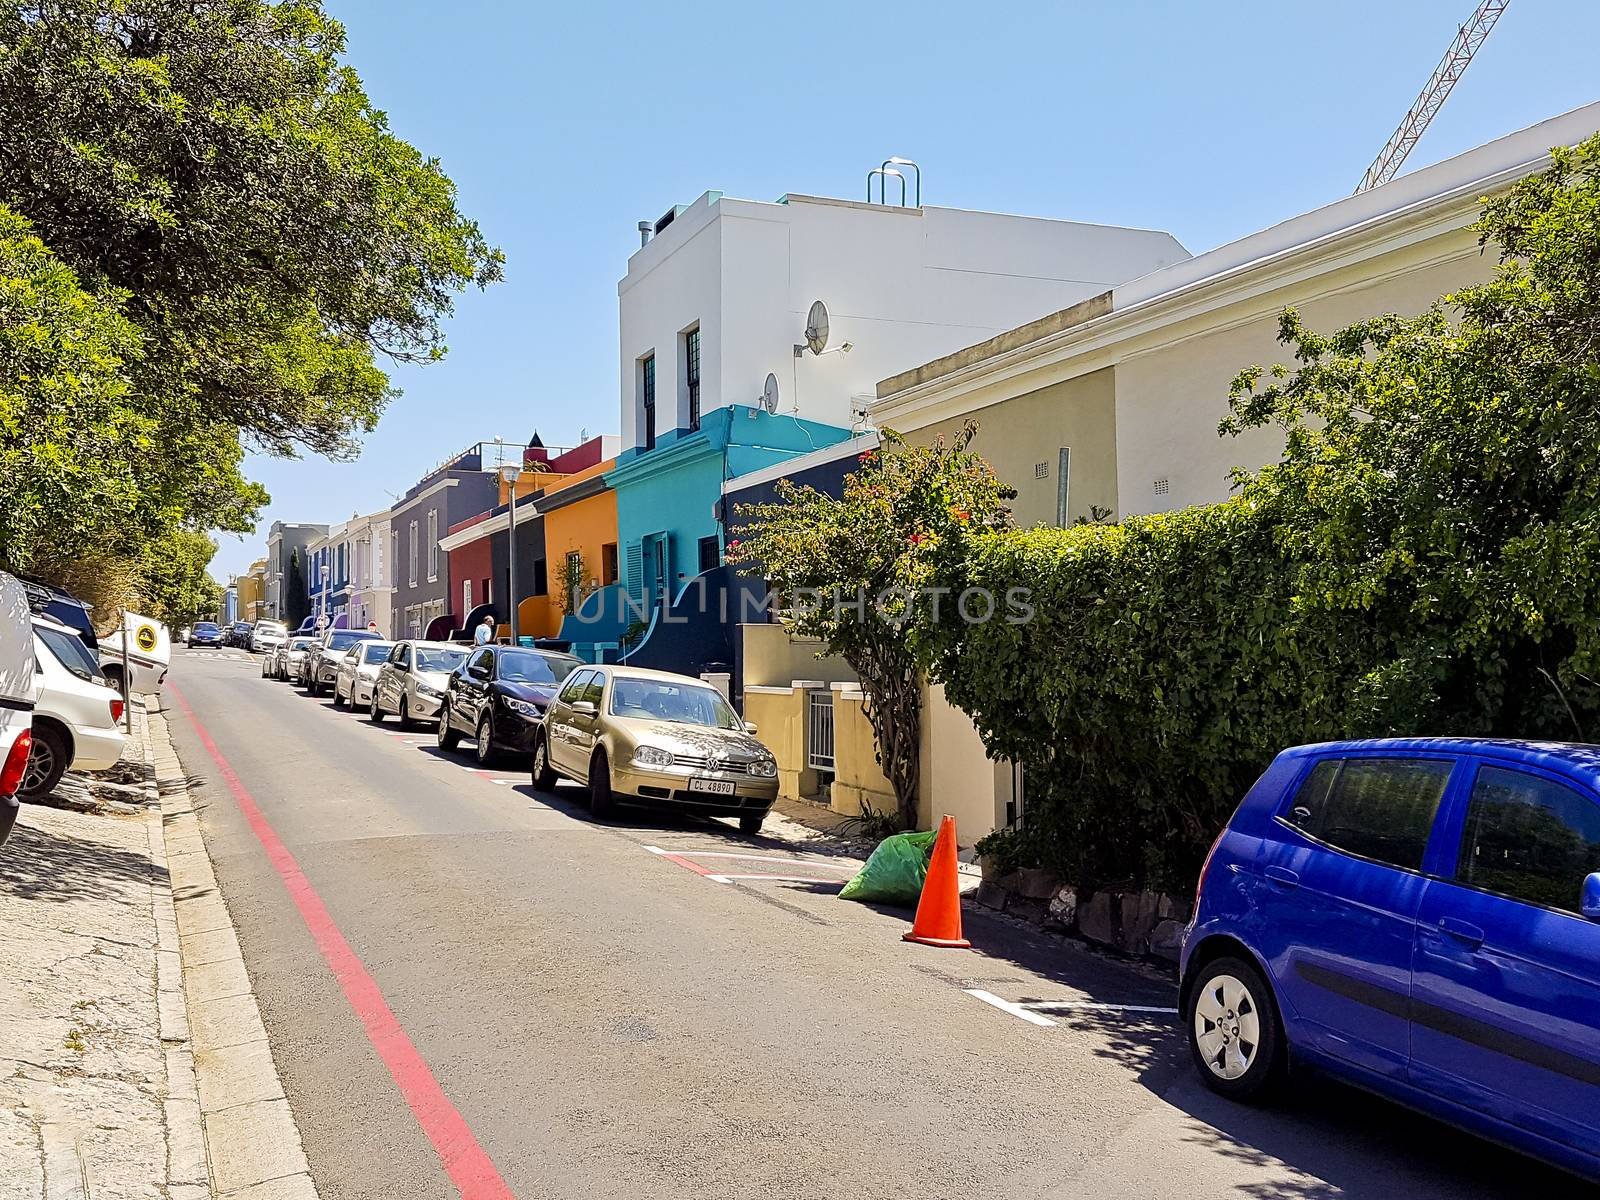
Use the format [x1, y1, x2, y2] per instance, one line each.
[530, 455, 620, 639]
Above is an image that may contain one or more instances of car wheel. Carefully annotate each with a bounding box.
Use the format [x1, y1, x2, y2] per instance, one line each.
[531, 735, 557, 791]
[398, 696, 413, 730]
[1186, 955, 1284, 1101]
[368, 690, 385, 723]
[20, 724, 69, 799]
[588, 749, 616, 819]
[332, 680, 346, 708]
[437, 705, 461, 751]
[739, 811, 765, 835]
[474, 715, 498, 766]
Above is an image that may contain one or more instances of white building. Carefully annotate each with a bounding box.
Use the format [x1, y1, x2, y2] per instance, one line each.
[339, 507, 392, 634]
[616, 188, 1190, 450]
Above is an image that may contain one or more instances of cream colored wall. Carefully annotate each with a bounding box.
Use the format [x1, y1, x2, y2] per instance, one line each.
[744, 687, 809, 802]
[741, 622, 861, 689]
[917, 681, 1004, 847]
[829, 691, 896, 819]
[1116, 235, 1493, 515]
[910, 367, 1119, 526]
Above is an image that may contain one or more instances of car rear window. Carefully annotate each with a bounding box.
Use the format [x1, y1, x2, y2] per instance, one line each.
[1283, 756, 1453, 872]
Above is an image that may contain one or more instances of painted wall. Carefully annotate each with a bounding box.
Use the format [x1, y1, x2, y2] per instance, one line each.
[618, 191, 1188, 451]
[446, 515, 494, 628]
[1115, 246, 1491, 516]
[538, 462, 619, 641]
[829, 690, 896, 819]
[910, 366, 1119, 527]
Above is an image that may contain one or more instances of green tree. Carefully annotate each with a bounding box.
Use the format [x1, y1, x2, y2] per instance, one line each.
[137, 527, 221, 630]
[0, 0, 503, 463]
[729, 426, 1013, 829]
[0, 202, 260, 571]
[285, 548, 309, 631]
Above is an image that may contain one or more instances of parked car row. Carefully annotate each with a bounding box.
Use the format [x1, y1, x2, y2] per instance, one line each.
[255, 626, 781, 833]
[0, 571, 135, 845]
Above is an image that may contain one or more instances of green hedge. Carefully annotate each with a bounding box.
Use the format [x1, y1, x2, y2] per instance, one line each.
[920, 498, 1395, 892]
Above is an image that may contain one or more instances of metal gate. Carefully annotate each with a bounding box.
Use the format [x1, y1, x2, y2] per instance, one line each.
[806, 689, 835, 772]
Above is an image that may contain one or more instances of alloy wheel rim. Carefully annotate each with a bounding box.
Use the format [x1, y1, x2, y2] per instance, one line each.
[534, 742, 546, 775]
[1194, 973, 1261, 1081]
[478, 723, 490, 758]
[21, 740, 55, 793]
[437, 709, 449, 745]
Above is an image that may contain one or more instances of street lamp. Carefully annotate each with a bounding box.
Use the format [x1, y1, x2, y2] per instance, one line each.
[319, 562, 329, 630]
[501, 463, 521, 644]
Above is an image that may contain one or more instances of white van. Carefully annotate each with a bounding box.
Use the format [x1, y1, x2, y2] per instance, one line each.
[99, 611, 171, 695]
[0, 572, 38, 846]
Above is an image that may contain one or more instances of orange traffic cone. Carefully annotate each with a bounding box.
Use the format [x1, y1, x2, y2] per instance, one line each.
[903, 815, 971, 949]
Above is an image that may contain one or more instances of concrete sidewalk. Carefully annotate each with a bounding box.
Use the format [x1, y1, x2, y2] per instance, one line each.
[0, 697, 317, 1199]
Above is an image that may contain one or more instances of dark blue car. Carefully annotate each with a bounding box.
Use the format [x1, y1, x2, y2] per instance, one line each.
[1182, 738, 1600, 1180]
[187, 622, 224, 648]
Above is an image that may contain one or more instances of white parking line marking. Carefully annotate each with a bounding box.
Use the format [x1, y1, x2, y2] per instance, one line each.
[965, 990, 1057, 1027]
[704, 873, 847, 885]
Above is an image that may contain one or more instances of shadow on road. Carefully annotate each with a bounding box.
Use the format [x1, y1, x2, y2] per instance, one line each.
[0, 813, 164, 904]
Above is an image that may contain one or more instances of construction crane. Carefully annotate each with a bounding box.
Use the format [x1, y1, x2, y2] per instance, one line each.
[1355, 0, 1510, 193]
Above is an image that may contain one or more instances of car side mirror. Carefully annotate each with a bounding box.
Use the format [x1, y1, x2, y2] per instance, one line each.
[570, 700, 597, 717]
[1582, 872, 1600, 922]
[743, 721, 758, 735]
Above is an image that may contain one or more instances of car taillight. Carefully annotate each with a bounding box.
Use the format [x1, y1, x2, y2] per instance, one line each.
[0, 730, 33, 797]
[110, 699, 125, 724]
[1193, 829, 1226, 913]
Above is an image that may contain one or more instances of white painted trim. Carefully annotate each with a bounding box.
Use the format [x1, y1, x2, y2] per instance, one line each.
[965, 990, 1057, 1027]
[721, 432, 881, 496]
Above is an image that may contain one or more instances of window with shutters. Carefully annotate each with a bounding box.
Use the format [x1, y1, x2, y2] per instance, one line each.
[684, 327, 701, 432]
[408, 522, 418, 587]
[640, 354, 656, 450]
[426, 509, 439, 581]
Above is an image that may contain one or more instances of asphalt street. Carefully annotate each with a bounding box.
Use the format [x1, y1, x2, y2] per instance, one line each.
[164, 647, 1576, 1200]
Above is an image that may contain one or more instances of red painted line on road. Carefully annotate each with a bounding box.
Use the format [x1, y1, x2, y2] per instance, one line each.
[167, 682, 515, 1200]
[643, 845, 722, 878]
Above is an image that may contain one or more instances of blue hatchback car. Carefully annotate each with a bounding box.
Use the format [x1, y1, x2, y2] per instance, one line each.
[1182, 738, 1600, 1180]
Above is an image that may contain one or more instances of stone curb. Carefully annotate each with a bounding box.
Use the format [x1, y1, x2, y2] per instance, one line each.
[146, 698, 321, 1200]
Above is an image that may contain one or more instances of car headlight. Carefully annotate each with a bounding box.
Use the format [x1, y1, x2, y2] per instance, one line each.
[416, 682, 444, 699]
[503, 696, 541, 718]
[748, 758, 777, 778]
[633, 745, 673, 769]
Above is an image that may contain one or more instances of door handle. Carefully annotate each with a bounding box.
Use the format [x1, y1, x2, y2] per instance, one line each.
[1265, 865, 1300, 889]
[1438, 917, 1485, 948]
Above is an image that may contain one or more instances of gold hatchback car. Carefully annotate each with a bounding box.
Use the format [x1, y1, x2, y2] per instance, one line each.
[533, 665, 779, 832]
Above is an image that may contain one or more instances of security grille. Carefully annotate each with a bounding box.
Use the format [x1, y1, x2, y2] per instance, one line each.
[807, 689, 836, 772]
[1034, 461, 1049, 479]
[1153, 478, 1170, 497]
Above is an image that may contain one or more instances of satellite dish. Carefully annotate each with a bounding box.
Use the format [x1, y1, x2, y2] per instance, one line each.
[761, 372, 780, 414]
[805, 300, 830, 356]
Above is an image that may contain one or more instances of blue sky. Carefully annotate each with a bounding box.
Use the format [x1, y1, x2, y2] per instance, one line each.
[218, 0, 1600, 578]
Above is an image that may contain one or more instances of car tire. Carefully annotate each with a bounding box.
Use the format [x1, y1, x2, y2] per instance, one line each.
[332, 681, 346, 708]
[588, 749, 616, 819]
[398, 697, 413, 731]
[1186, 954, 1285, 1101]
[368, 690, 385, 723]
[739, 811, 765, 835]
[437, 705, 461, 751]
[20, 723, 69, 799]
[531, 735, 557, 791]
[474, 715, 498, 766]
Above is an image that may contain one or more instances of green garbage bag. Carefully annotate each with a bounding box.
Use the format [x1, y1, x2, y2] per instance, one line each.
[839, 830, 939, 905]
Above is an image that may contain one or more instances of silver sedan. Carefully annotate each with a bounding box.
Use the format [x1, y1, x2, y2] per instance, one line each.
[369, 640, 469, 728]
[333, 640, 393, 709]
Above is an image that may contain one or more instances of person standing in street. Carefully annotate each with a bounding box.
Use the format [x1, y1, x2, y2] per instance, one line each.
[474, 614, 495, 645]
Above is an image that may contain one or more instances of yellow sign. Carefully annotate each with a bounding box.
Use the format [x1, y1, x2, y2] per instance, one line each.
[135, 625, 158, 653]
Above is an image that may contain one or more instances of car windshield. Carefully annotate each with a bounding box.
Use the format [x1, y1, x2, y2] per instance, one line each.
[608, 678, 740, 729]
[416, 647, 467, 673]
[362, 642, 394, 663]
[196, 623, 219, 633]
[37, 625, 105, 683]
[497, 650, 580, 685]
[289, 639, 315, 651]
[327, 630, 378, 651]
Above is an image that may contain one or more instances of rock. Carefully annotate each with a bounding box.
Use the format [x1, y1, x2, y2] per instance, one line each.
[975, 881, 1009, 911]
[1077, 891, 1114, 945]
[1015, 867, 1059, 901]
[1046, 886, 1077, 929]
[1150, 919, 1186, 962]
[1122, 891, 1162, 954]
